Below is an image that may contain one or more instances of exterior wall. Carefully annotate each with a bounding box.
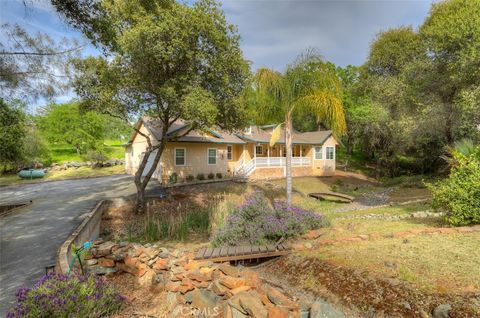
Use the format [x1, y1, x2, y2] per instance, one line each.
[311, 136, 337, 176]
[124, 123, 159, 175]
[161, 142, 230, 183]
[227, 144, 244, 172]
[125, 125, 338, 181]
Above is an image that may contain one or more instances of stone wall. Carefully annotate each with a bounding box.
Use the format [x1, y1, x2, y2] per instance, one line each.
[85, 240, 311, 317]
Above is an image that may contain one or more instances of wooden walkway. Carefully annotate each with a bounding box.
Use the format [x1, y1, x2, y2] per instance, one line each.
[308, 192, 354, 203]
[195, 244, 291, 263]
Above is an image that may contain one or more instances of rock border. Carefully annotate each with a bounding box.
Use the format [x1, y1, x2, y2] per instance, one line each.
[55, 200, 110, 274]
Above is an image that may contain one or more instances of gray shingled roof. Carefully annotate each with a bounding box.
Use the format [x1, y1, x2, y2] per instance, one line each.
[131, 117, 246, 144]
[237, 125, 332, 145]
[129, 118, 332, 146]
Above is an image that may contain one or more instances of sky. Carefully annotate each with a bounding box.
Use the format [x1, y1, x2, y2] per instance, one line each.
[1, 0, 434, 110]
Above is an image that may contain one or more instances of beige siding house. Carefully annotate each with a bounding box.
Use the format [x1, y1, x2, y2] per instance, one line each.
[125, 118, 338, 184]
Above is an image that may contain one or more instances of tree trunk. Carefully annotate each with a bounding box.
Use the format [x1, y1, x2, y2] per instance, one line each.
[75, 144, 81, 155]
[134, 147, 163, 213]
[285, 111, 293, 206]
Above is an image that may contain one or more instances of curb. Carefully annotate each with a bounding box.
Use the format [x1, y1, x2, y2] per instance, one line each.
[55, 200, 110, 275]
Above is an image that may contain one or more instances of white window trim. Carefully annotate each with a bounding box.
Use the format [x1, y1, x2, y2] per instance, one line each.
[207, 148, 217, 165]
[174, 147, 186, 166]
[314, 146, 323, 160]
[255, 145, 263, 155]
[227, 145, 233, 160]
[326, 146, 335, 160]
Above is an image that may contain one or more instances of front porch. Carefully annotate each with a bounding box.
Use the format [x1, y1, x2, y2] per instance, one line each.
[234, 143, 313, 177]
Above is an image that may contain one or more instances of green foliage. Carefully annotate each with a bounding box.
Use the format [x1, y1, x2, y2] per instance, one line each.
[0, 99, 26, 168]
[139, 207, 211, 242]
[84, 150, 107, 165]
[7, 273, 124, 318]
[186, 175, 194, 182]
[36, 102, 106, 154]
[207, 172, 215, 180]
[169, 172, 178, 184]
[216, 172, 222, 179]
[354, 0, 480, 175]
[246, 50, 346, 137]
[213, 191, 327, 246]
[429, 148, 480, 226]
[197, 173, 205, 181]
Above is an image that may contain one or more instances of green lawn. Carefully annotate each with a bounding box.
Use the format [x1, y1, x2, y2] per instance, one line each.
[49, 140, 125, 163]
[0, 165, 125, 187]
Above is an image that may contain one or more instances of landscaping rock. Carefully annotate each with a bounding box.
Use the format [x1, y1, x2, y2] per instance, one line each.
[219, 263, 240, 277]
[191, 289, 220, 310]
[97, 258, 115, 267]
[266, 286, 297, 309]
[310, 299, 347, 318]
[238, 291, 268, 318]
[89, 266, 118, 276]
[96, 242, 116, 257]
[432, 304, 452, 318]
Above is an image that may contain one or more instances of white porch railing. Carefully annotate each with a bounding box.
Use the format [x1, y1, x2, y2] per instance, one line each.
[235, 156, 311, 177]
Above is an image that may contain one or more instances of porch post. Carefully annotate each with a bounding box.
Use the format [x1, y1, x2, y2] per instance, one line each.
[253, 143, 256, 160]
[267, 146, 270, 166]
[300, 145, 302, 166]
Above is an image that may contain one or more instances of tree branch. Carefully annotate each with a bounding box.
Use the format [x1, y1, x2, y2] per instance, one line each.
[0, 44, 86, 56]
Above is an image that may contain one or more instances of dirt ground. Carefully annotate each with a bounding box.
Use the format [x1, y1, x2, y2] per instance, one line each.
[101, 173, 480, 317]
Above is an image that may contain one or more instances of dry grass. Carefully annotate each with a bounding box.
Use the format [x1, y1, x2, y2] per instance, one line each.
[311, 232, 480, 293]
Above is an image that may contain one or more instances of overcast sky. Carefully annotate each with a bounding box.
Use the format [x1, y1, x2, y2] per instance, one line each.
[2, 0, 434, 109]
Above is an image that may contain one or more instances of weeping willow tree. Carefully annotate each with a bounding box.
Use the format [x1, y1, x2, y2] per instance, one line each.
[245, 50, 347, 205]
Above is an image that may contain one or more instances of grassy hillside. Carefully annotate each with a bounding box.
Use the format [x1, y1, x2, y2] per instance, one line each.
[50, 140, 125, 163]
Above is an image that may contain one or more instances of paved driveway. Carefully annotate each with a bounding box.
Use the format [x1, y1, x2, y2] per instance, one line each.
[0, 175, 139, 315]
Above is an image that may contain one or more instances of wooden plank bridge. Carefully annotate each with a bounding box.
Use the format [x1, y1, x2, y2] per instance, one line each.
[195, 244, 291, 263]
[308, 192, 354, 203]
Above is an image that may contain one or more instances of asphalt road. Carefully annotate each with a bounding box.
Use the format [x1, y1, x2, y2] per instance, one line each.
[0, 175, 139, 316]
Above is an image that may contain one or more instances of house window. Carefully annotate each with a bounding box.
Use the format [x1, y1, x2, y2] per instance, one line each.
[326, 146, 335, 160]
[315, 147, 323, 160]
[227, 145, 233, 160]
[255, 145, 263, 155]
[208, 148, 217, 165]
[175, 148, 186, 166]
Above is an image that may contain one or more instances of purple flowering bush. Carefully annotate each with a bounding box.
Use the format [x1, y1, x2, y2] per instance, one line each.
[213, 191, 328, 246]
[7, 272, 124, 318]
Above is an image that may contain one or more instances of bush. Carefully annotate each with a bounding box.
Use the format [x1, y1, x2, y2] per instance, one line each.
[85, 150, 107, 166]
[7, 272, 124, 318]
[207, 172, 215, 180]
[197, 173, 205, 181]
[428, 149, 480, 226]
[169, 172, 178, 184]
[186, 175, 194, 182]
[216, 172, 222, 179]
[213, 191, 327, 246]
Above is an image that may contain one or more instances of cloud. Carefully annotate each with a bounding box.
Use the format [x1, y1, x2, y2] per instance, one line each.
[222, 0, 433, 70]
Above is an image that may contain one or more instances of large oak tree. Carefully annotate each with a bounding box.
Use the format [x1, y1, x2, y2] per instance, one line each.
[54, 0, 250, 211]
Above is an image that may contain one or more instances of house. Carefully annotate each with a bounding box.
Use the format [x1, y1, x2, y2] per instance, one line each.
[125, 117, 338, 183]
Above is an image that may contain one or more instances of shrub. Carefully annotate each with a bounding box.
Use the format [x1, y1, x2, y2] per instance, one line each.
[186, 175, 194, 182]
[213, 191, 327, 246]
[216, 172, 222, 179]
[197, 173, 205, 180]
[85, 150, 107, 166]
[207, 172, 215, 180]
[428, 149, 480, 226]
[169, 172, 178, 184]
[7, 272, 124, 318]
